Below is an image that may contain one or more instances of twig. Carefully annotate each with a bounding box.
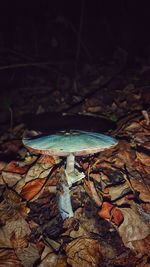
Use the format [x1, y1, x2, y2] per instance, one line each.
[0, 61, 75, 71]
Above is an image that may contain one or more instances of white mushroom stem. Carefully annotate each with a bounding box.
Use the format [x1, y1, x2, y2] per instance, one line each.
[65, 153, 85, 187]
[66, 153, 75, 174]
[58, 183, 74, 220]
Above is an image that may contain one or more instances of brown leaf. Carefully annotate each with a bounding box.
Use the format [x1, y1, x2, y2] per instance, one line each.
[40, 246, 67, 267]
[131, 234, 150, 255]
[10, 233, 28, 249]
[136, 151, 150, 166]
[113, 251, 148, 267]
[5, 215, 31, 241]
[118, 207, 150, 251]
[0, 189, 29, 223]
[114, 141, 136, 168]
[1, 171, 22, 186]
[141, 203, 150, 213]
[130, 179, 150, 202]
[37, 155, 56, 164]
[16, 243, 40, 267]
[66, 238, 103, 267]
[107, 181, 131, 201]
[0, 248, 22, 267]
[0, 227, 12, 248]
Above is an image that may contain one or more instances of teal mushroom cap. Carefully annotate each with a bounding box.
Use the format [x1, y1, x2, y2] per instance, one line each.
[23, 130, 118, 187]
[23, 130, 118, 157]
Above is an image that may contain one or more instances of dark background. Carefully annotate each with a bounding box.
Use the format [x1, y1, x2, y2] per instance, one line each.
[0, 1, 150, 62]
[0, 0, 150, 129]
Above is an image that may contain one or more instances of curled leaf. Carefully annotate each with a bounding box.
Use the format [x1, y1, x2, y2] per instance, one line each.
[98, 202, 124, 226]
[111, 207, 124, 226]
[98, 202, 113, 220]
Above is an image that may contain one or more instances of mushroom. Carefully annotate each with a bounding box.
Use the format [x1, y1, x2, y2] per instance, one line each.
[23, 130, 118, 219]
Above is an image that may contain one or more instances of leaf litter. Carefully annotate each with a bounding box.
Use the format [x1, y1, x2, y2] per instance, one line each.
[0, 112, 150, 266]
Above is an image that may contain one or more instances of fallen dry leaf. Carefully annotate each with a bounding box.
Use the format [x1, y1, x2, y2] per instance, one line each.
[5, 215, 31, 242]
[20, 178, 46, 201]
[65, 237, 103, 267]
[16, 243, 40, 267]
[37, 155, 56, 165]
[136, 151, 150, 166]
[106, 181, 131, 201]
[5, 161, 29, 174]
[118, 207, 150, 251]
[10, 233, 28, 249]
[98, 202, 124, 226]
[0, 226, 12, 248]
[111, 207, 124, 226]
[98, 202, 113, 220]
[1, 171, 22, 186]
[0, 248, 22, 267]
[130, 178, 150, 202]
[0, 189, 28, 223]
[131, 234, 150, 255]
[113, 141, 136, 168]
[41, 254, 67, 267]
[39, 248, 67, 267]
[113, 251, 149, 267]
[24, 162, 52, 183]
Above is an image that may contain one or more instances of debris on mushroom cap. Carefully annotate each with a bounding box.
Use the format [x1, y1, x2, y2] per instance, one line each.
[23, 130, 118, 156]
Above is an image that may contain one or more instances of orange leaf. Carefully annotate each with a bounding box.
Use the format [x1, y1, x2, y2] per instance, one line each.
[111, 207, 124, 226]
[98, 202, 113, 219]
[5, 161, 28, 174]
[21, 178, 46, 201]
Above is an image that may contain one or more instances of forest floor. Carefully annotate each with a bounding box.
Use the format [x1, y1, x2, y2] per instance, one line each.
[0, 48, 150, 266]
